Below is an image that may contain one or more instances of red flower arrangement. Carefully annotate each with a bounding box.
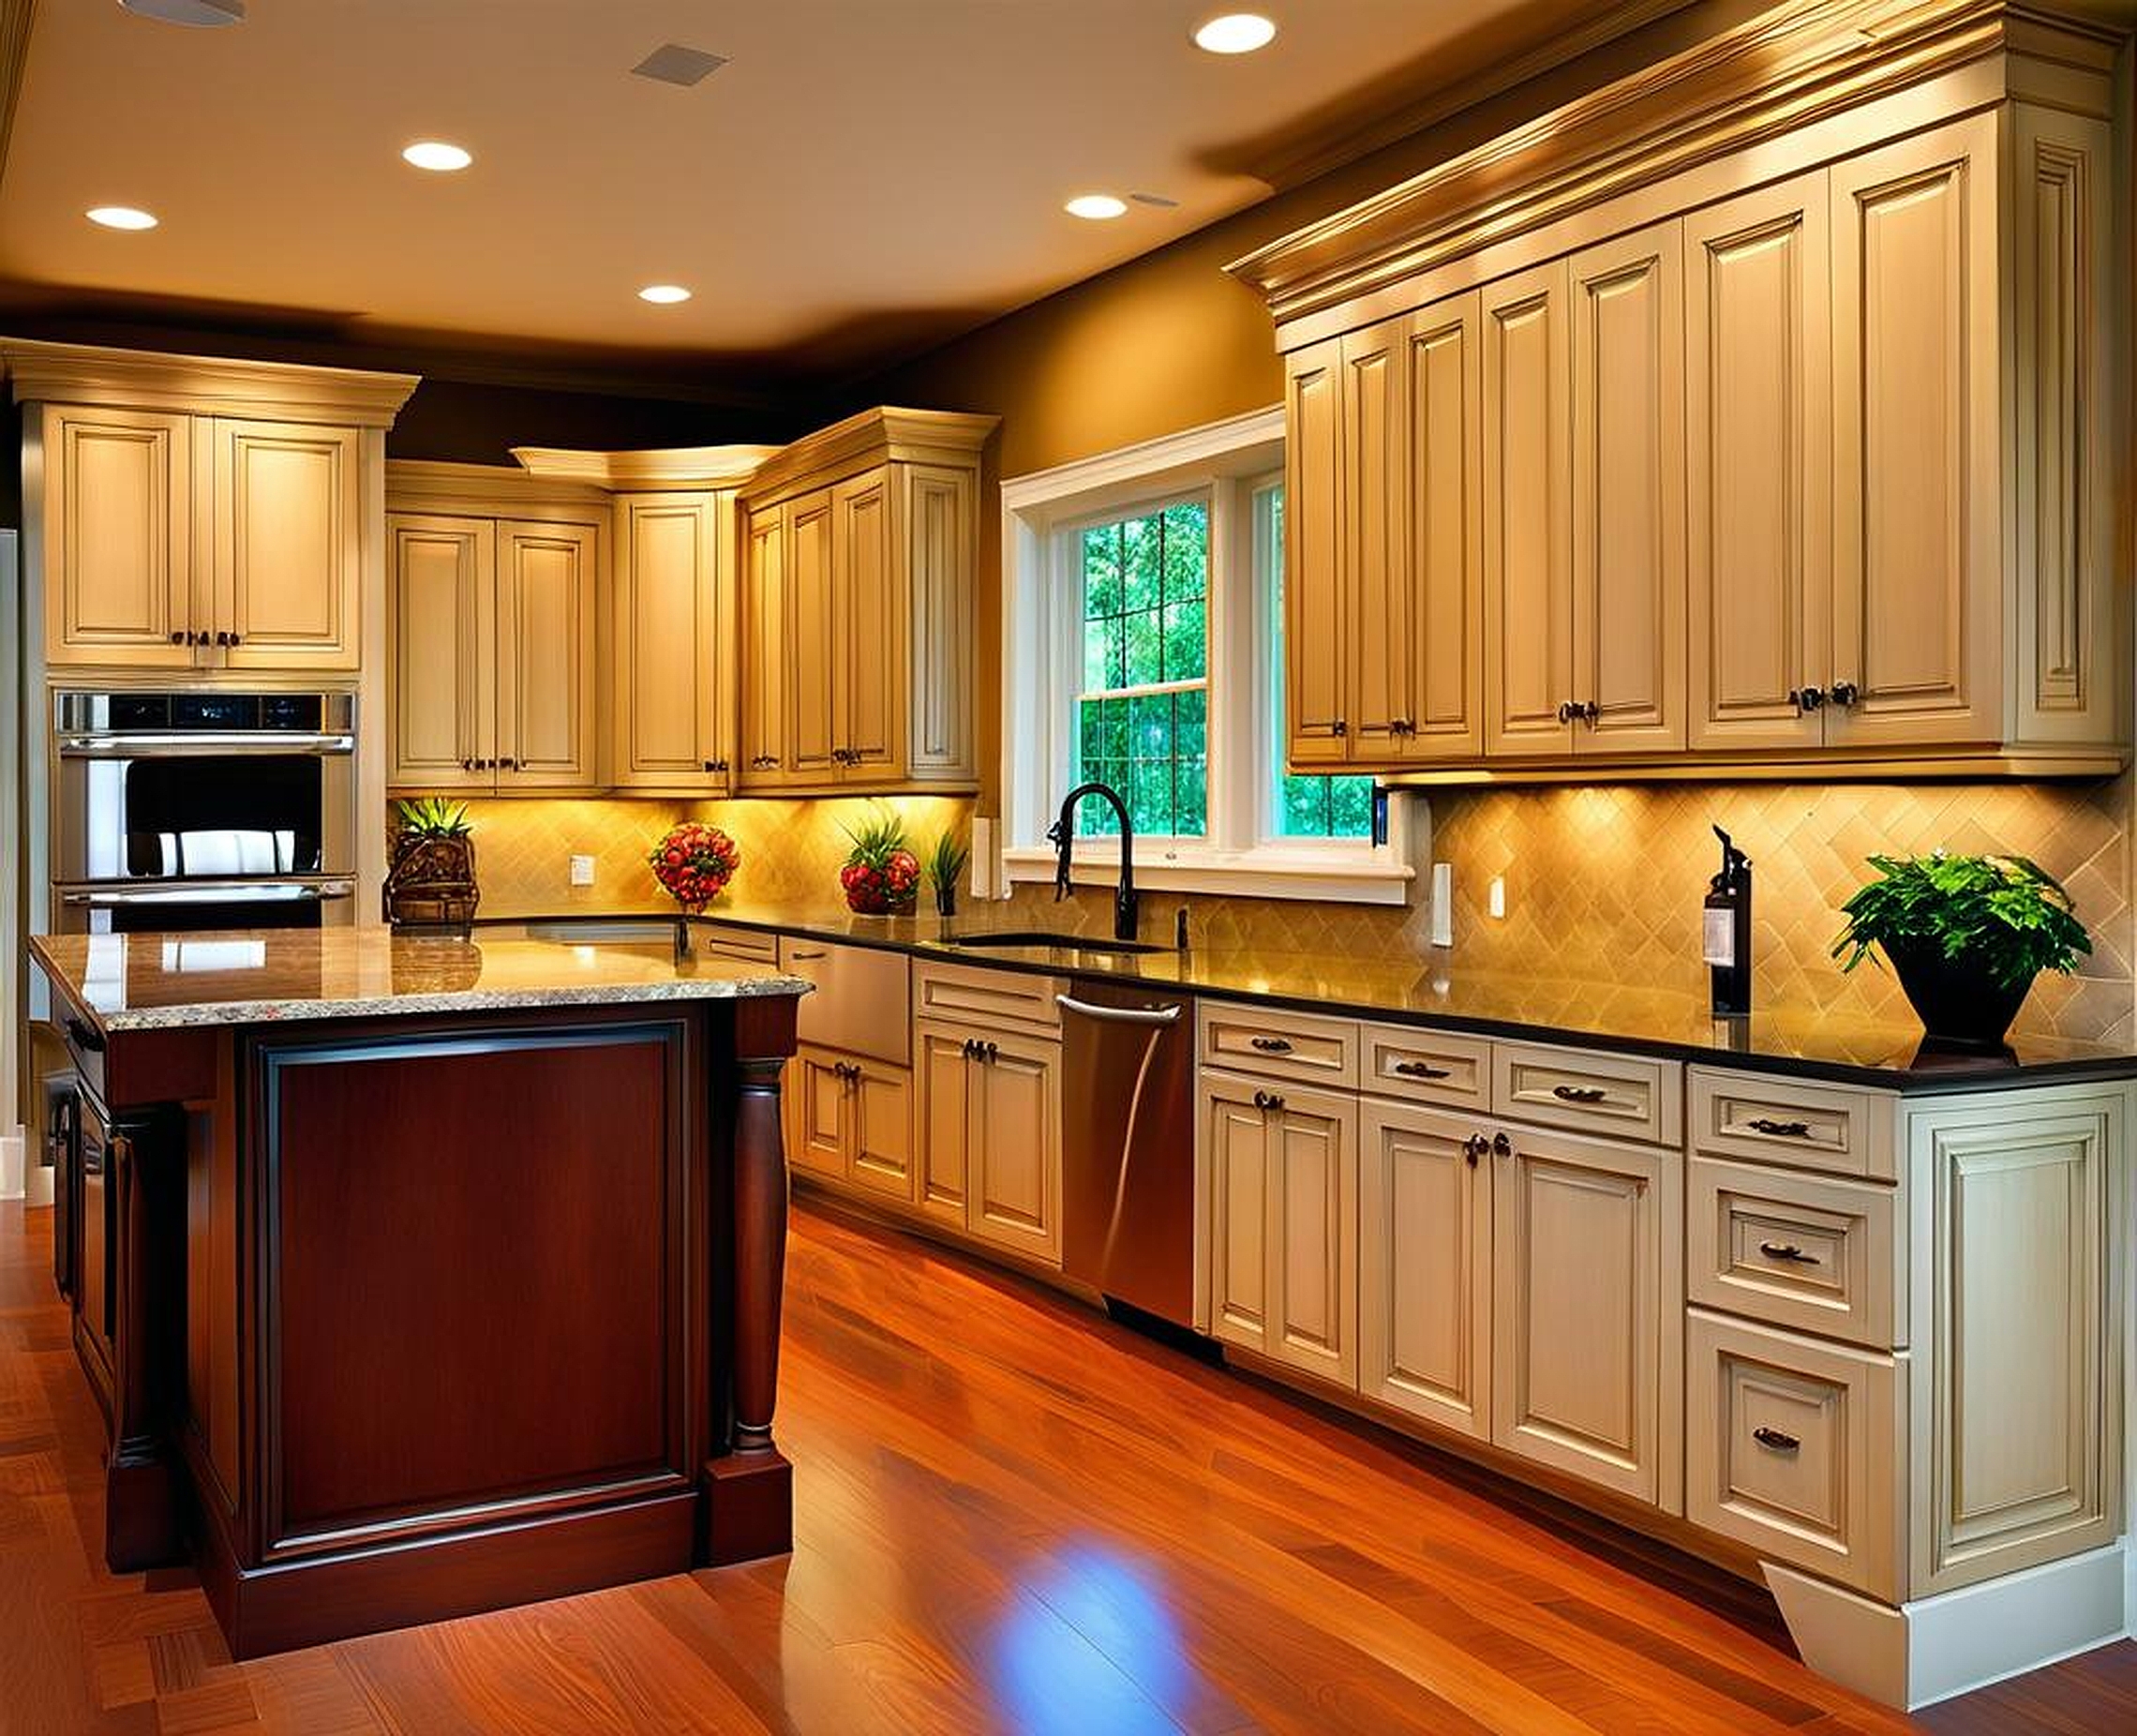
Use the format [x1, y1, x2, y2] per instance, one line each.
[839, 807, 920, 915]
[648, 821, 741, 914]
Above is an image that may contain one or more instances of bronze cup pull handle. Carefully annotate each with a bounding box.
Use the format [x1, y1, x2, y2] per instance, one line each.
[1753, 1426, 1801, 1454]
[1747, 1117, 1813, 1138]
[1392, 1060, 1451, 1080]
[1248, 1036, 1294, 1055]
[1759, 1241, 1820, 1265]
[1551, 1084, 1606, 1104]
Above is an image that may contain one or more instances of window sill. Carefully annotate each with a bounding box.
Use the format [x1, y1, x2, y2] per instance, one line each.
[1000, 846, 1413, 906]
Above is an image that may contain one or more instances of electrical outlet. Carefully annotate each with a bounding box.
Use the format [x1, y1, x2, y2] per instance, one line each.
[1487, 874, 1507, 920]
[569, 854, 596, 887]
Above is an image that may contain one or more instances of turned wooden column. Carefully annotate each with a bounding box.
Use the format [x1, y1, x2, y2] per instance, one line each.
[701, 995, 799, 1564]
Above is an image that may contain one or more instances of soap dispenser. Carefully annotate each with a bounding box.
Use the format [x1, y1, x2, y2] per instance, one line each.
[1704, 825, 1752, 1017]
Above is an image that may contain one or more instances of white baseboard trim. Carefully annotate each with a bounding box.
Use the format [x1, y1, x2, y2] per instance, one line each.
[1767, 1547, 2130, 1710]
[0, 1130, 23, 1201]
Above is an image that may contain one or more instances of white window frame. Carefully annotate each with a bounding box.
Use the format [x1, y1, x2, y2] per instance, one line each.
[998, 408, 1413, 905]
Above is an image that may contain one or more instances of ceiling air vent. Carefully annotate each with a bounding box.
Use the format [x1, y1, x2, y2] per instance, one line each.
[631, 43, 729, 87]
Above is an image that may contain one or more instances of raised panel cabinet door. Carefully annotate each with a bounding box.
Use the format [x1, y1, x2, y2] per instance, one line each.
[41, 405, 197, 668]
[1491, 1124, 1666, 1504]
[966, 1031, 1062, 1265]
[1482, 260, 1576, 756]
[1569, 220, 1686, 753]
[494, 519, 599, 789]
[386, 515, 494, 790]
[738, 507, 790, 788]
[903, 464, 979, 782]
[914, 1024, 972, 1224]
[1359, 1100, 1491, 1437]
[848, 1061, 916, 1204]
[1203, 1073, 1272, 1353]
[1684, 172, 1833, 752]
[785, 1051, 850, 1181]
[1401, 291, 1486, 761]
[614, 493, 728, 790]
[783, 489, 840, 782]
[1828, 113, 2000, 748]
[211, 419, 362, 670]
[1908, 1087, 2122, 1594]
[833, 470, 904, 781]
[1263, 1083, 1358, 1387]
[1340, 315, 1411, 764]
[1282, 336, 1349, 766]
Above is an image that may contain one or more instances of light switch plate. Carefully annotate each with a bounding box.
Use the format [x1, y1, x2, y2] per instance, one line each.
[569, 854, 596, 887]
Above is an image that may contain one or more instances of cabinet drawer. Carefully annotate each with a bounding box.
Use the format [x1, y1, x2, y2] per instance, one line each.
[695, 922, 781, 965]
[912, 960, 1061, 1033]
[1689, 1070, 1894, 1180]
[1361, 1025, 1491, 1112]
[782, 938, 911, 1065]
[1687, 1157, 1902, 1349]
[1686, 1309, 1902, 1600]
[1493, 1041, 1680, 1145]
[1200, 1003, 1357, 1088]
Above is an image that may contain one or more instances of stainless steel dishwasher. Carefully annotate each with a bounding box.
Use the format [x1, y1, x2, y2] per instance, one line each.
[1057, 977, 1196, 1329]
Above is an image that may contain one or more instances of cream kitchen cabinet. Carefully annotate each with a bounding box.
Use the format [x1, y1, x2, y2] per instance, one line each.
[1202, 1067, 1358, 1387]
[610, 491, 737, 793]
[30, 397, 381, 674]
[737, 409, 994, 794]
[914, 1020, 1063, 1265]
[386, 511, 600, 793]
[785, 1045, 915, 1204]
[1234, 4, 2127, 781]
[1280, 293, 1485, 770]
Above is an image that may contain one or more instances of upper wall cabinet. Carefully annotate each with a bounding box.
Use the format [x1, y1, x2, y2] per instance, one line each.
[738, 409, 995, 795]
[1230, 0, 2129, 783]
[384, 464, 608, 795]
[2, 341, 416, 677]
[612, 491, 736, 793]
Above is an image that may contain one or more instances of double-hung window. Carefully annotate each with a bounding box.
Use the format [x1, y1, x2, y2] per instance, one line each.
[999, 409, 1411, 904]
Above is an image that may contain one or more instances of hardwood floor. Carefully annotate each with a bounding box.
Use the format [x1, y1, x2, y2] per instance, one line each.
[4, 1196, 2132, 1735]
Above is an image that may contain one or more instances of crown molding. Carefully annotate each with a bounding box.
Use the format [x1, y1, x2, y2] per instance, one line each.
[740, 406, 998, 508]
[510, 444, 783, 491]
[383, 458, 616, 514]
[1225, 0, 2127, 332]
[0, 335, 420, 426]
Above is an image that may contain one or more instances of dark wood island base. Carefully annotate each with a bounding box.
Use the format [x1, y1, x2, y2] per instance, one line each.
[31, 933, 808, 1660]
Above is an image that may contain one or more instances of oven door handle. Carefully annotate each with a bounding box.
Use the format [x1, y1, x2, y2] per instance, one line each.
[59, 879, 356, 905]
[1054, 995, 1183, 1026]
[56, 731, 357, 756]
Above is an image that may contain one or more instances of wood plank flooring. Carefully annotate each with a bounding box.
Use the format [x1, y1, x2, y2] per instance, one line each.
[3, 1195, 2132, 1734]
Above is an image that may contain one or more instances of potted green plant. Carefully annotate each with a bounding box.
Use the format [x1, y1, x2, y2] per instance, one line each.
[839, 805, 920, 916]
[384, 798, 480, 930]
[925, 828, 970, 919]
[1831, 852, 2090, 1047]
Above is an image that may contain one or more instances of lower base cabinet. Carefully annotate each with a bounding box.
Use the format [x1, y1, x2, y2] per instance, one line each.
[1203, 1070, 1359, 1387]
[784, 1045, 913, 1203]
[914, 1019, 1063, 1266]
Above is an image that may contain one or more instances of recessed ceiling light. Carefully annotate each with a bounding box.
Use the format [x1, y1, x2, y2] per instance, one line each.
[402, 141, 473, 172]
[1065, 194, 1128, 220]
[119, 0, 246, 25]
[86, 205, 159, 231]
[638, 284, 692, 305]
[1193, 13, 1278, 54]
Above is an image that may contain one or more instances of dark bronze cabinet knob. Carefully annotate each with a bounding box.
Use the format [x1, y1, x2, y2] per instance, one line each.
[1788, 686, 1826, 712]
[1830, 681, 1860, 707]
[1461, 1132, 1489, 1166]
[170, 630, 186, 644]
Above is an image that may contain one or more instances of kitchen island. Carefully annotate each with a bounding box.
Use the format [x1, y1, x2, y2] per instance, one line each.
[29, 928, 811, 1658]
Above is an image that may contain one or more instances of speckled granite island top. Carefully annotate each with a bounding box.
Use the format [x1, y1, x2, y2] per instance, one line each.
[29, 929, 813, 1034]
[604, 898, 2134, 1094]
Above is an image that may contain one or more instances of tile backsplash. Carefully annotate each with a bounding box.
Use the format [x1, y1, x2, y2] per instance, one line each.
[431, 774, 2134, 1045]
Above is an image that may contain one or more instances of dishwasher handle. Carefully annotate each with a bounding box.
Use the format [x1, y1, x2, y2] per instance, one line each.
[1055, 994, 1183, 1026]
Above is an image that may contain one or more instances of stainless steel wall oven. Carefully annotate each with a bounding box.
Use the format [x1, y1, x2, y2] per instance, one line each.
[53, 690, 356, 933]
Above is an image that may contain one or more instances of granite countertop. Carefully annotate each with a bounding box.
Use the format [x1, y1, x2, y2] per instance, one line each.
[30, 930, 813, 1034]
[609, 897, 2133, 1093]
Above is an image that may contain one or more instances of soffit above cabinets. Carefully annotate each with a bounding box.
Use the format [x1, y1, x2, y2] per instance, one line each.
[0, 0, 1671, 383]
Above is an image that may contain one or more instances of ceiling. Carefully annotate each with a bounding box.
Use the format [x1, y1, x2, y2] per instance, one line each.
[0, 0, 1632, 387]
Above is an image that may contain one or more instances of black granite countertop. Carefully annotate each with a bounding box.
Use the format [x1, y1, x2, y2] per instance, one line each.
[478, 900, 2137, 1094]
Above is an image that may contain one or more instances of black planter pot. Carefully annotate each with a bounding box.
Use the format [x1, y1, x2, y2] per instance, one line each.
[1881, 935, 2033, 1050]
